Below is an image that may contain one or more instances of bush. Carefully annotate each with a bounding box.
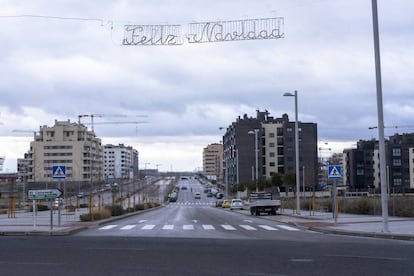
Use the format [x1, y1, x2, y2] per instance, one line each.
[79, 209, 111, 221]
[135, 204, 145, 210]
[109, 205, 125, 216]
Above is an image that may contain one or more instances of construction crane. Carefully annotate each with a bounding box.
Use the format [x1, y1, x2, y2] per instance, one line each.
[12, 129, 38, 137]
[77, 114, 148, 131]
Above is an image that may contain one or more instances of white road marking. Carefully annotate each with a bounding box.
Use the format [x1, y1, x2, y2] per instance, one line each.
[141, 224, 156, 230]
[99, 225, 117, 230]
[202, 225, 215, 230]
[162, 224, 174, 230]
[258, 225, 278, 231]
[239, 225, 257, 231]
[221, 224, 236, 230]
[120, 225, 137, 230]
[277, 225, 299, 231]
[183, 225, 194, 230]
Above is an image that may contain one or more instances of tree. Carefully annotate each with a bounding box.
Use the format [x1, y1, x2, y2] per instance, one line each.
[270, 173, 283, 187]
[283, 173, 296, 191]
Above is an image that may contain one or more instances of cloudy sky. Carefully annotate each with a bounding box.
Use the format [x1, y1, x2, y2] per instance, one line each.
[0, 0, 413, 172]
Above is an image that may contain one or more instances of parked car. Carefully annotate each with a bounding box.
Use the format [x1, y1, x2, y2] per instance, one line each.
[221, 200, 231, 208]
[194, 192, 201, 199]
[230, 199, 243, 210]
[216, 193, 224, 199]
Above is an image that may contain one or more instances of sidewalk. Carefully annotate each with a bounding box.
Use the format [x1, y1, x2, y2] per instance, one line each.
[274, 209, 414, 241]
[0, 208, 91, 235]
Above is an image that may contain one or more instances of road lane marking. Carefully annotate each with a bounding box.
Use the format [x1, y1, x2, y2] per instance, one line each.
[183, 225, 194, 230]
[258, 225, 278, 231]
[99, 225, 117, 230]
[138, 220, 147, 223]
[162, 224, 174, 230]
[141, 224, 156, 230]
[277, 225, 299, 231]
[221, 224, 236, 230]
[120, 225, 137, 230]
[239, 225, 257, 230]
[202, 225, 215, 230]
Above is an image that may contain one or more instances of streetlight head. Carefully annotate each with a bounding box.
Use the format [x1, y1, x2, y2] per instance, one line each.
[248, 130, 254, 135]
[283, 92, 294, 97]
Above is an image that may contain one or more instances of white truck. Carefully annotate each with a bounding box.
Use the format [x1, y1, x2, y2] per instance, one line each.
[248, 192, 281, 216]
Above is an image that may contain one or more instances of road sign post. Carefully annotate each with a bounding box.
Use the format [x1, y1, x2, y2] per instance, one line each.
[28, 189, 63, 231]
[328, 165, 342, 224]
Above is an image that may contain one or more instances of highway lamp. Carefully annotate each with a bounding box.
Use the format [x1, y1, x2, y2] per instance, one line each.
[283, 90, 300, 215]
[248, 129, 260, 192]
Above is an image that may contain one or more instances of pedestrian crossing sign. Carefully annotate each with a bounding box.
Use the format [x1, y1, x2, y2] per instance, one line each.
[52, 165, 66, 179]
[328, 165, 342, 179]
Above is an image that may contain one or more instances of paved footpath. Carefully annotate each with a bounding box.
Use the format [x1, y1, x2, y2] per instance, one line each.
[1, 207, 414, 241]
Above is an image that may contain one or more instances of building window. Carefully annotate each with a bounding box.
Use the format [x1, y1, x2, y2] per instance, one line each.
[269, 162, 275, 167]
[392, 148, 401, 156]
[269, 142, 275, 148]
[393, 159, 402, 166]
[393, 178, 402, 186]
[269, 152, 275, 157]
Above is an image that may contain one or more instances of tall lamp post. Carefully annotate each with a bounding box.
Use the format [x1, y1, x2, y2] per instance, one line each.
[283, 90, 300, 215]
[248, 129, 260, 192]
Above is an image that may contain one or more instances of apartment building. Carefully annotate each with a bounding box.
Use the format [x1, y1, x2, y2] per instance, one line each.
[202, 143, 223, 181]
[104, 144, 139, 183]
[222, 110, 318, 189]
[17, 120, 104, 189]
[344, 133, 414, 193]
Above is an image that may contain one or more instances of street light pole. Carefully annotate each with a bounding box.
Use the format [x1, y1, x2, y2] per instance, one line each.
[284, 90, 300, 215]
[248, 129, 260, 192]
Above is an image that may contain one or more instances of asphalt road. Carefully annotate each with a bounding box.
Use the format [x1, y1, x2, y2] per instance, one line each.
[1, 177, 413, 275]
[0, 235, 413, 276]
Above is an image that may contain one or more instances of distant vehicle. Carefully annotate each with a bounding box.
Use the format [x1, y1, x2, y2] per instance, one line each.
[230, 199, 243, 210]
[207, 192, 213, 197]
[181, 186, 188, 190]
[221, 200, 231, 208]
[53, 198, 63, 210]
[248, 192, 281, 216]
[215, 199, 224, 207]
[169, 191, 178, 202]
[194, 192, 201, 199]
[215, 193, 223, 199]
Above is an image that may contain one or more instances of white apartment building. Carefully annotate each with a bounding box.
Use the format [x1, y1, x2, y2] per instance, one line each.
[104, 144, 139, 183]
[18, 120, 104, 186]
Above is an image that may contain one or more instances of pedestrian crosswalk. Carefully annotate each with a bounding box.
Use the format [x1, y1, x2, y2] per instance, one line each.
[98, 223, 299, 232]
[167, 202, 216, 206]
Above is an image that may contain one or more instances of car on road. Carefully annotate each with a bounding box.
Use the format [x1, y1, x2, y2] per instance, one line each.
[181, 186, 188, 190]
[230, 199, 243, 210]
[194, 192, 201, 199]
[221, 200, 231, 208]
[215, 199, 224, 207]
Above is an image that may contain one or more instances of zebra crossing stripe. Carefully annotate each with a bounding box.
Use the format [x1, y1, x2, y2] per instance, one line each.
[277, 225, 299, 231]
[202, 225, 215, 230]
[258, 225, 278, 231]
[142, 224, 156, 230]
[99, 225, 117, 230]
[221, 224, 236, 230]
[163, 224, 174, 230]
[239, 225, 257, 231]
[183, 225, 194, 230]
[120, 225, 137, 230]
